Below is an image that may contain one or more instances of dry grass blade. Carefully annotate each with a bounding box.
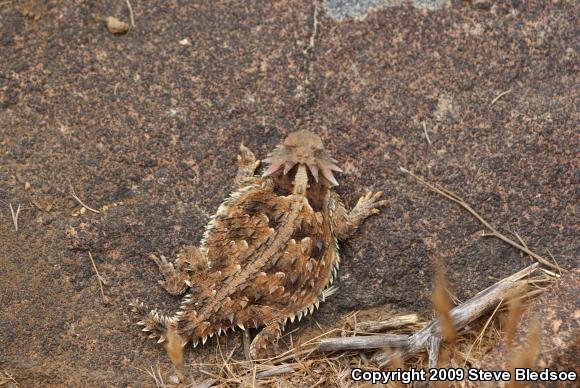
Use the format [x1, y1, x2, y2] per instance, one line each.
[149, 365, 166, 388]
[255, 364, 295, 378]
[461, 296, 504, 368]
[491, 88, 513, 104]
[505, 297, 524, 352]
[399, 167, 561, 271]
[125, 0, 135, 28]
[131, 364, 167, 388]
[428, 261, 454, 369]
[431, 266, 456, 343]
[545, 248, 563, 276]
[308, 4, 319, 53]
[422, 121, 432, 145]
[507, 319, 540, 388]
[8, 203, 21, 232]
[71, 186, 100, 214]
[1, 370, 20, 387]
[215, 339, 237, 381]
[87, 251, 108, 304]
[195, 378, 217, 388]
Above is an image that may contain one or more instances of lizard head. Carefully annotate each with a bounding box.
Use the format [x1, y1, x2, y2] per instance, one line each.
[262, 130, 342, 187]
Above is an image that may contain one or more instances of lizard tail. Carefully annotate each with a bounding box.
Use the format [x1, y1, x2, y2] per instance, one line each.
[130, 299, 175, 344]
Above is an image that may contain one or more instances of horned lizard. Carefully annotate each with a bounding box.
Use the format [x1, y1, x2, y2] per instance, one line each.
[131, 130, 386, 368]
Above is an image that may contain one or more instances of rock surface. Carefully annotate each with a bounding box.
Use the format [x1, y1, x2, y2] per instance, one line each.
[0, 0, 577, 385]
[472, 270, 579, 387]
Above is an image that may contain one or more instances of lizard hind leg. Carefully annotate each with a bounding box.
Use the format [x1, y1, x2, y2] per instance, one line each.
[150, 254, 191, 295]
[249, 320, 283, 359]
[131, 300, 187, 379]
[150, 246, 207, 295]
[130, 299, 174, 343]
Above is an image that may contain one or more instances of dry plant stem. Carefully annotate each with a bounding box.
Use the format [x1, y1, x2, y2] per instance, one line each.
[197, 378, 217, 388]
[514, 231, 561, 273]
[256, 364, 296, 378]
[545, 249, 562, 275]
[88, 251, 108, 304]
[148, 366, 165, 387]
[216, 340, 237, 381]
[269, 347, 317, 365]
[422, 121, 432, 145]
[356, 314, 419, 332]
[461, 298, 503, 368]
[373, 263, 538, 367]
[1, 370, 19, 387]
[399, 167, 560, 271]
[125, 0, 135, 27]
[242, 330, 252, 361]
[318, 334, 409, 352]
[308, 4, 319, 54]
[491, 88, 513, 104]
[266, 328, 346, 363]
[9, 203, 21, 231]
[71, 187, 100, 214]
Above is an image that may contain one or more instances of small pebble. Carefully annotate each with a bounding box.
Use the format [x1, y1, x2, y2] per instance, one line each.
[106, 16, 129, 34]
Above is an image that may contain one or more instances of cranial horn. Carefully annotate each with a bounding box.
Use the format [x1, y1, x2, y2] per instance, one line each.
[320, 166, 339, 186]
[283, 161, 297, 175]
[308, 164, 319, 182]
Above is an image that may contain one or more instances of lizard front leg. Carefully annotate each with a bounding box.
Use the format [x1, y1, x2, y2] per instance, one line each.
[331, 191, 387, 241]
[234, 143, 261, 188]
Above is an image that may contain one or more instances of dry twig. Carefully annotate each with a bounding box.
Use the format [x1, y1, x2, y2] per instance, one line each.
[372, 264, 538, 367]
[315, 264, 538, 367]
[356, 314, 419, 332]
[427, 335, 442, 369]
[318, 334, 408, 352]
[399, 167, 561, 271]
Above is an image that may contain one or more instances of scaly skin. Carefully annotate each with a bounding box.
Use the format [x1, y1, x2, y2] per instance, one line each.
[131, 130, 386, 369]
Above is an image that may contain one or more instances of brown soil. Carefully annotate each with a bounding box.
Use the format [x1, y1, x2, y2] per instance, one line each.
[1, 0, 577, 386]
